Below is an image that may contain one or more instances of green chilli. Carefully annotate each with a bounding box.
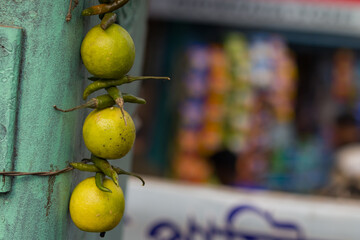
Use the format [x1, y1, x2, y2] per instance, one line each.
[82, 0, 129, 16]
[70, 162, 99, 172]
[70, 161, 145, 186]
[123, 93, 146, 104]
[96, 94, 116, 109]
[53, 93, 146, 113]
[83, 75, 170, 100]
[53, 95, 113, 112]
[91, 155, 119, 186]
[112, 166, 145, 186]
[95, 172, 112, 193]
[106, 86, 124, 109]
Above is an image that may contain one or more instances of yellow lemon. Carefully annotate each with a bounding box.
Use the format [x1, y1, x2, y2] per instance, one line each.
[81, 24, 135, 79]
[69, 177, 125, 232]
[83, 107, 136, 159]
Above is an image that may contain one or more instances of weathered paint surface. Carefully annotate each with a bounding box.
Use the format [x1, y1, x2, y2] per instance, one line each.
[0, 0, 146, 239]
[0, 25, 23, 193]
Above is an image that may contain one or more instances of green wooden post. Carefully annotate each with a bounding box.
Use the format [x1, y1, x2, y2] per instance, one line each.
[0, 0, 147, 239]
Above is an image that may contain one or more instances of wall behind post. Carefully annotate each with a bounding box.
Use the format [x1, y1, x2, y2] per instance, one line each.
[0, 1, 85, 239]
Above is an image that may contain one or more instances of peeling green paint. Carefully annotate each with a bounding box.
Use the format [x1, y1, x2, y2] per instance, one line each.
[0, 25, 22, 193]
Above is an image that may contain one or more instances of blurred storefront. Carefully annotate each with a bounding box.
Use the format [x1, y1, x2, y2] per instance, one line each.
[125, 0, 360, 239]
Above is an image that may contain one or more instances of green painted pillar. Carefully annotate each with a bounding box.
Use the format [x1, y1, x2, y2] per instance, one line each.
[0, 0, 147, 239]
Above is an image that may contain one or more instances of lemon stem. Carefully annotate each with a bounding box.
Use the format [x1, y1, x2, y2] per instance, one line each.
[91, 155, 119, 186]
[116, 97, 127, 125]
[100, 12, 117, 30]
[106, 86, 127, 125]
[83, 75, 170, 100]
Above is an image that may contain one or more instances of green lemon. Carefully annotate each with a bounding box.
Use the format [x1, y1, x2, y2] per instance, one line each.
[81, 24, 135, 79]
[83, 107, 136, 159]
[69, 177, 125, 232]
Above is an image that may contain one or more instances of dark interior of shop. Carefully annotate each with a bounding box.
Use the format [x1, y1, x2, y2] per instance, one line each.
[132, 20, 360, 196]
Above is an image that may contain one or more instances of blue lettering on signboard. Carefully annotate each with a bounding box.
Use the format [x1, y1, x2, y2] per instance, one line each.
[148, 221, 182, 240]
[148, 205, 306, 240]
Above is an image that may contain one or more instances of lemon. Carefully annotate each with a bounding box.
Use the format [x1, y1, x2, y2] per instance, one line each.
[81, 24, 135, 79]
[83, 107, 136, 159]
[69, 177, 125, 232]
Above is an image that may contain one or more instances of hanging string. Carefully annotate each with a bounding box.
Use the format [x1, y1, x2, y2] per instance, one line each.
[0, 167, 74, 176]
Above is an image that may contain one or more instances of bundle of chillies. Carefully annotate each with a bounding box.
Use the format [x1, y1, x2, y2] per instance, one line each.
[58, 0, 170, 192]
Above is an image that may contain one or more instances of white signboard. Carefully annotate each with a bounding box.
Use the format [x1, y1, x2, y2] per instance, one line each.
[123, 177, 360, 240]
